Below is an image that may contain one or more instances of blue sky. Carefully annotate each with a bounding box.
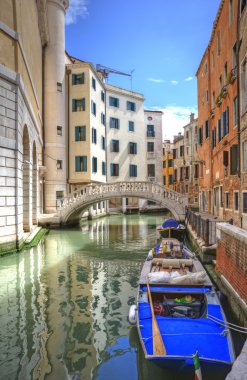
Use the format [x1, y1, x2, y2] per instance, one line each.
[65, 0, 221, 139]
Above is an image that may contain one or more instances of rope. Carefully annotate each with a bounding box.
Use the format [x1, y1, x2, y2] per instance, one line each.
[142, 331, 225, 343]
[208, 314, 247, 330]
[208, 315, 247, 334]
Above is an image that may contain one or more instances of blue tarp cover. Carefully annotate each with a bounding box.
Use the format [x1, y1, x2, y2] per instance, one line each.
[140, 286, 212, 293]
[161, 219, 180, 229]
[138, 302, 232, 363]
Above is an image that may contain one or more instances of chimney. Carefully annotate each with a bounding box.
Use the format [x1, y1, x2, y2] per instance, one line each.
[190, 113, 195, 123]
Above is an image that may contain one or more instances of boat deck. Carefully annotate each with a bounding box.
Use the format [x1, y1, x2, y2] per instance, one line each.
[138, 302, 233, 363]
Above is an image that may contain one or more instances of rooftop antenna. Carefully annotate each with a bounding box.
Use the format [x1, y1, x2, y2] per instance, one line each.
[130, 69, 135, 91]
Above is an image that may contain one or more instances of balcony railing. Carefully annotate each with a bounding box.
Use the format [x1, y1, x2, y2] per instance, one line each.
[147, 132, 155, 138]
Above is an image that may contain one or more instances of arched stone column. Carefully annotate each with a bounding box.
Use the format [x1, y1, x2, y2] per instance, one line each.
[32, 142, 38, 224]
[23, 126, 31, 231]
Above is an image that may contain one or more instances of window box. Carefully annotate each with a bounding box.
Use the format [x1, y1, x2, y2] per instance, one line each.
[227, 67, 237, 85]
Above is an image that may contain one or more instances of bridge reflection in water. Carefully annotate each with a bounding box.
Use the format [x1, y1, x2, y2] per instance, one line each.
[0, 214, 226, 380]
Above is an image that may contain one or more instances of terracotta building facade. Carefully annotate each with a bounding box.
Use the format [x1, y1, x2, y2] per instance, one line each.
[196, 0, 240, 224]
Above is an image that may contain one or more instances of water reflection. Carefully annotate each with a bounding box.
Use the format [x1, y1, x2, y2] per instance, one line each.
[1, 214, 172, 380]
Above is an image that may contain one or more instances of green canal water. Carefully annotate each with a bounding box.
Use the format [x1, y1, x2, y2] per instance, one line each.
[0, 214, 232, 380]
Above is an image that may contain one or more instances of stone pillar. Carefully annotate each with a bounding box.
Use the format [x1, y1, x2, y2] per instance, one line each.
[44, 0, 69, 213]
[122, 197, 127, 213]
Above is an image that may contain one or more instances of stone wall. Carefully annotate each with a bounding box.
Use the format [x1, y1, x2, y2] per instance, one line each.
[216, 223, 247, 324]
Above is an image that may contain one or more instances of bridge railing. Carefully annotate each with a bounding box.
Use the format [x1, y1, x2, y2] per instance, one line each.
[56, 181, 188, 212]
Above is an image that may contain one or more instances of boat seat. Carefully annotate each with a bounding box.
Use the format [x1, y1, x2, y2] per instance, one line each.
[152, 258, 193, 268]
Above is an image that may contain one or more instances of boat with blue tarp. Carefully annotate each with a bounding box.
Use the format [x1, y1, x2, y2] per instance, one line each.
[156, 218, 185, 240]
[129, 218, 235, 376]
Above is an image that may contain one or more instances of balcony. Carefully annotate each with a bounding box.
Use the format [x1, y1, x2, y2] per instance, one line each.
[147, 132, 155, 138]
[147, 176, 156, 182]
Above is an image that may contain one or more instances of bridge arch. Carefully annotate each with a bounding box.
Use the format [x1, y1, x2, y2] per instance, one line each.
[57, 182, 188, 225]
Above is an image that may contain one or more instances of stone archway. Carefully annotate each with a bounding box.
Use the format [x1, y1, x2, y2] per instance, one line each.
[23, 126, 31, 231]
[32, 142, 38, 224]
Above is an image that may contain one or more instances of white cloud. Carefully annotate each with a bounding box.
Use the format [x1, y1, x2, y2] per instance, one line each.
[147, 78, 165, 83]
[170, 80, 179, 85]
[185, 76, 194, 82]
[66, 0, 88, 25]
[146, 105, 197, 140]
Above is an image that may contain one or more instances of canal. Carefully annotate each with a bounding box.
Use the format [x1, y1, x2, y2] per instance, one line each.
[0, 214, 235, 380]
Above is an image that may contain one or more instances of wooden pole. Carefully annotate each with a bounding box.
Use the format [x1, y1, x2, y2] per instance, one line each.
[146, 277, 166, 356]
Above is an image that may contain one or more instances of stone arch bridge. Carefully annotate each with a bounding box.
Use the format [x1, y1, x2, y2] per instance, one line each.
[41, 181, 188, 226]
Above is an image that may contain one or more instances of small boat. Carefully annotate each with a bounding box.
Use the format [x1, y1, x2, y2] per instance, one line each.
[129, 219, 235, 375]
[156, 218, 185, 241]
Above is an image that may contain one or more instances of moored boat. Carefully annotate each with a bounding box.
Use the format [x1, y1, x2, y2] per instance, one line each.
[156, 218, 185, 240]
[129, 218, 235, 376]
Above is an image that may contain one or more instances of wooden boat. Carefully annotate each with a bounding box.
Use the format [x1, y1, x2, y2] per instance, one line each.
[129, 221, 235, 375]
[156, 218, 185, 240]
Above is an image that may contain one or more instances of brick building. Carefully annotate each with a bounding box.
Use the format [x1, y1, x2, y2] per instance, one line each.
[173, 114, 199, 209]
[239, 2, 247, 229]
[162, 140, 174, 190]
[196, 0, 240, 224]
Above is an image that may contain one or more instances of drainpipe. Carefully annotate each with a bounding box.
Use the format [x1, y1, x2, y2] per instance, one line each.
[42, 46, 46, 213]
[237, 0, 241, 179]
[67, 68, 71, 193]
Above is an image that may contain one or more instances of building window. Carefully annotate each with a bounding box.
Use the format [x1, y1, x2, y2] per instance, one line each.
[56, 191, 64, 200]
[241, 57, 247, 115]
[217, 30, 221, 55]
[101, 91, 105, 102]
[205, 119, 209, 139]
[230, 144, 238, 175]
[57, 82, 62, 92]
[243, 192, 247, 213]
[92, 77, 96, 90]
[233, 43, 237, 68]
[212, 128, 216, 148]
[72, 73, 84, 85]
[199, 127, 203, 145]
[225, 192, 230, 209]
[92, 128, 97, 144]
[102, 161, 106, 176]
[57, 126, 62, 136]
[127, 101, 136, 111]
[75, 126, 86, 141]
[223, 150, 229, 169]
[102, 136, 105, 150]
[110, 139, 119, 152]
[220, 186, 223, 207]
[101, 112, 105, 125]
[147, 142, 154, 152]
[173, 149, 177, 159]
[205, 90, 209, 103]
[169, 174, 173, 185]
[223, 107, 229, 137]
[91, 101, 96, 116]
[129, 164, 137, 177]
[243, 141, 247, 170]
[147, 125, 155, 137]
[109, 96, 119, 107]
[168, 159, 173, 167]
[180, 167, 183, 180]
[186, 131, 189, 139]
[75, 156, 87, 172]
[72, 98, 85, 112]
[163, 176, 166, 186]
[147, 164, 155, 177]
[92, 157, 97, 173]
[110, 163, 119, 176]
[224, 62, 228, 85]
[233, 96, 238, 126]
[180, 145, 184, 157]
[163, 161, 166, 168]
[57, 160, 62, 170]
[212, 51, 215, 69]
[194, 164, 199, 178]
[129, 121, 134, 132]
[129, 142, 137, 154]
[234, 192, 239, 211]
[110, 117, 120, 129]
[185, 166, 190, 180]
[185, 184, 188, 193]
[218, 118, 222, 142]
[174, 169, 177, 182]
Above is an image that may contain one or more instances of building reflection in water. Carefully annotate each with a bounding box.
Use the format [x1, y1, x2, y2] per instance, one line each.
[0, 214, 165, 380]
